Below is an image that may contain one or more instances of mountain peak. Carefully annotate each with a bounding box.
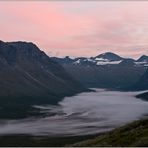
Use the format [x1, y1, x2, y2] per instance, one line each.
[94, 52, 123, 61]
[137, 55, 148, 62]
[8, 41, 40, 51]
[0, 40, 86, 118]
[0, 40, 4, 44]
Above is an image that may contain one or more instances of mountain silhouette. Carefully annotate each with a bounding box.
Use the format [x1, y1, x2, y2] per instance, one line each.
[0, 40, 87, 118]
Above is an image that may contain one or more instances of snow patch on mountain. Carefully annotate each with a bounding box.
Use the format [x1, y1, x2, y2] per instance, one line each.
[134, 61, 148, 67]
[95, 57, 109, 62]
[97, 60, 122, 65]
[52, 52, 148, 67]
[74, 59, 80, 64]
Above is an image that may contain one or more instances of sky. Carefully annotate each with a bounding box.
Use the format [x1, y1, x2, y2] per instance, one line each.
[0, 1, 148, 59]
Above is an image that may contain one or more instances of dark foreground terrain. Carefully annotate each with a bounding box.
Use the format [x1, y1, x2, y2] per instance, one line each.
[72, 118, 148, 147]
[0, 134, 99, 147]
[0, 118, 147, 146]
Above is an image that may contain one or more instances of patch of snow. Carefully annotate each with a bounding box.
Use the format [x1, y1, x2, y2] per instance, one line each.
[96, 60, 122, 65]
[74, 59, 80, 64]
[68, 56, 76, 60]
[144, 64, 148, 67]
[95, 57, 109, 62]
[135, 62, 147, 65]
[101, 53, 105, 56]
[87, 58, 95, 62]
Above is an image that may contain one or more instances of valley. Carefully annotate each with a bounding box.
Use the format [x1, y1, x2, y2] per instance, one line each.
[0, 89, 148, 136]
[1, 1, 148, 146]
[0, 40, 147, 146]
[0, 89, 148, 146]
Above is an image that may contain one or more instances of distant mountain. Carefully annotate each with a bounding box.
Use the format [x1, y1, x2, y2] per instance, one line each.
[93, 52, 123, 66]
[52, 52, 146, 89]
[73, 57, 96, 66]
[137, 55, 148, 62]
[135, 55, 148, 67]
[51, 56, 96, 66]
[53, 52, 148, 67]
[0, 40, 87, 119]
[94, 52, 123, 61]
[119, 59, 135, 67]
[51, 56, 74, 64]
[52, 52, 124, 66]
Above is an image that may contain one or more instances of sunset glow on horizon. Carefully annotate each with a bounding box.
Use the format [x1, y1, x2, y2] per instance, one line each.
[0, 1, 148, 59]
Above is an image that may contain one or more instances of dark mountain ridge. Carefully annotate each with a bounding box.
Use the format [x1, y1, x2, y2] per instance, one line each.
[0, 40, 87, 118]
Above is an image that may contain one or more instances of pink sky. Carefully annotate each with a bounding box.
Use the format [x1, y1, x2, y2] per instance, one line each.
[0, 1, 148, 59]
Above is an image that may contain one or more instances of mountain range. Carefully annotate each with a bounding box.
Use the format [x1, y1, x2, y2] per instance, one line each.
[52, 52, 147, 89]
[52, 52, 148, 67]
[0, 40, 147, 118]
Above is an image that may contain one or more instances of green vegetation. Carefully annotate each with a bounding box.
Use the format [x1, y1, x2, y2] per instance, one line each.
[72, 118, 148, 147]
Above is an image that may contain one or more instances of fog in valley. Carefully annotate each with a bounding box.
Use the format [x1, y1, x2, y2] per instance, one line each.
[0, 89, 148, 137]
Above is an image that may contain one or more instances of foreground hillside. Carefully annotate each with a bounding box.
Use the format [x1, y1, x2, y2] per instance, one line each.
[0, 40, 87, 119]
[72, 118, 148, 147]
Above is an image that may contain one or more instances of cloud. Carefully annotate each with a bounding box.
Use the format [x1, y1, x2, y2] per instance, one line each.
[0, 1, 148, 58]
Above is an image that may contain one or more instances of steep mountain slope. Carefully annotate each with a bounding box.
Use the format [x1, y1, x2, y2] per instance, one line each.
[63, 64, 145, 89]
[132, 68, 148, 90]
[0, 40, 86, 118]
[135, 69, 148, 100]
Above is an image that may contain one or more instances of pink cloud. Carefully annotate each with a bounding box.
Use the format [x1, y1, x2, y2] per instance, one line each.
[0, 1, 148, 58]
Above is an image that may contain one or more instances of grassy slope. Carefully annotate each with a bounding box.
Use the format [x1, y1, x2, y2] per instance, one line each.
[72, 118, 148, 147]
